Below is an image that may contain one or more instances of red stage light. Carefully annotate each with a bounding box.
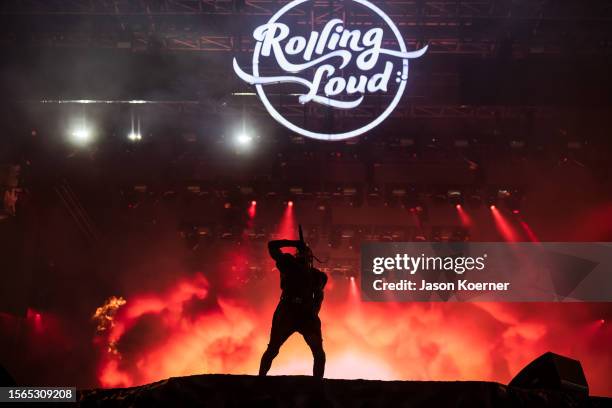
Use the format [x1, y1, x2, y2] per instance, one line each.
[248, 201, 256, 219]
[26, 308, 43, 332]
[455, 204, 472, 227]
[490, 205, 519, 242]
[490, 205, 496, 210]
[512, 209, 520, 214]
[276, 199, 296, 242]
[349, 276, 359, 301]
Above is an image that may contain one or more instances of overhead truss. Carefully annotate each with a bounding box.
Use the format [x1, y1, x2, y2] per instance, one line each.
[1, 0, 611, 55]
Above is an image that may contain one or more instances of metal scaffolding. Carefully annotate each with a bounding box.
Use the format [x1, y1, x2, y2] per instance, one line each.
[1, 0, 611, 56]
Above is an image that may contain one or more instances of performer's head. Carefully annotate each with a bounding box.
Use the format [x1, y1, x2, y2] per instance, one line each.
[295, 245, 313, 268]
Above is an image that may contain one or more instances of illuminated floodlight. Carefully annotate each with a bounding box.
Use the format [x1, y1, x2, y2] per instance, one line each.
[251, 200, 257, 206]
[287, 201, 294, 207]
[129, 115, 142, 141]
[128, 131, 142, 141]
[236, 132, 253, 146]
[70, 127, 92, 144]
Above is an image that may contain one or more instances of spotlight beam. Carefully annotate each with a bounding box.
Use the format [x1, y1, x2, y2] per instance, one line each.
[455, 204, 472, 227]
[490, 206, 519, 242]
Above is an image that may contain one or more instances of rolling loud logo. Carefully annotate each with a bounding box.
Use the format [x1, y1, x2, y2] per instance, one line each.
[233, 0, 428, 141]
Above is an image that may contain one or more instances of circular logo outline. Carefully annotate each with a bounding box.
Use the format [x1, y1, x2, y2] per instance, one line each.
[253, 0, 412, 141]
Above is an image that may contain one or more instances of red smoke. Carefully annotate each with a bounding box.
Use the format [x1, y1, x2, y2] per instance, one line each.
[95, 200, 611, 395]
[96, 272, 612, 396]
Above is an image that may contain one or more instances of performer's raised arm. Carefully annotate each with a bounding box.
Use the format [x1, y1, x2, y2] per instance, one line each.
[267, 239, 304, 261]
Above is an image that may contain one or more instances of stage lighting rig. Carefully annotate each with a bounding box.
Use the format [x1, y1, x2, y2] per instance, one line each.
[388, 187, 407, 207]
[289, 186, 304, 198]
[503, 188, 523, 214]
[187, 185, 201, 194]
[510, 140, 526, 149]
[399, 137, 415, 147]
[466, 189, 484, 209]
[454, 139, 469, 148]
[447, 189, 463, 206]
[239, 186, 254, 195]
[497, 189, 512, 199]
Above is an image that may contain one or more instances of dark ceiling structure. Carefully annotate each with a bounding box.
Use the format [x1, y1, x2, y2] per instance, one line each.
[1, 0, 612, 110]
[2, 0, 612, 55]
[0, 1, 610, 163]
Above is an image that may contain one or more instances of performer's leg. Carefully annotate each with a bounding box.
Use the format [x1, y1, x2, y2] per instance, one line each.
[302, 316, 325, 378]
[259, 306, 293, 376]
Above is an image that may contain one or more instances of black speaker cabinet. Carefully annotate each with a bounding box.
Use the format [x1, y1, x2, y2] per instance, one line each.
[509, 352, 588, 397]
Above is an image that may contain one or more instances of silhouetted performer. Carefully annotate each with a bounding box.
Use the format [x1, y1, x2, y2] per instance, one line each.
[259, 238, 328, 378]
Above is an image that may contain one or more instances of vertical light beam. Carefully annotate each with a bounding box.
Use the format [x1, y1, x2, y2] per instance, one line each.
[277, 201, 296, 242]
[248, 201, 257, 220]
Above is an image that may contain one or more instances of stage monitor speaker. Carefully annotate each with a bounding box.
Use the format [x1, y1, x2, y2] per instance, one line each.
[509, 352, 588, 397]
